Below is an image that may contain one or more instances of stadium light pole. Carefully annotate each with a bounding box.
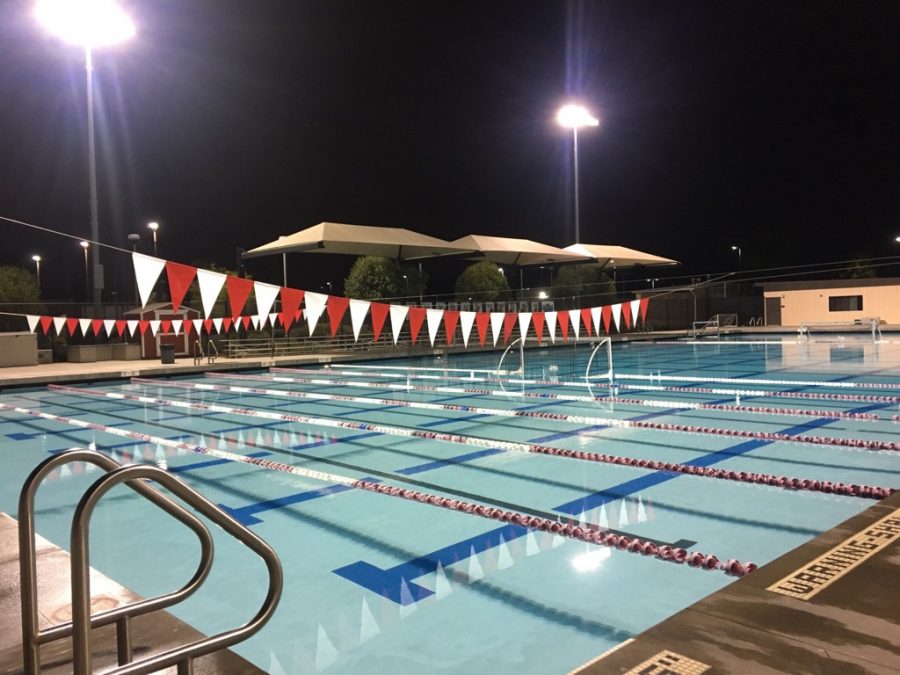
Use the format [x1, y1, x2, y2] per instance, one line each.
[79, 240, 90, 299]
[147, 221, 159, 256]
[556, 103, 599, 245]
[36, 0, 136, 313]
[32, 255, 42, 289]
[731, 245, 742, 272]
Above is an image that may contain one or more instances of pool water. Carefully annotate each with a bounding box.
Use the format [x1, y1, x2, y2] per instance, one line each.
[1, 335, 899, 673]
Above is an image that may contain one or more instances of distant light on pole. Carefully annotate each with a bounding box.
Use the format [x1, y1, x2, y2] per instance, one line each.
[79, 240, 90, 299]
[278, 235, 288, 287]
[32, 255, 42, 288]
[325, 281, 332, 294]
[731, 245, 742, 271]
[557, 103, 599, 246]
[147, 221, 159, 256]
[37, 0, 135, 313]
[538, 291, 548, 300]
[895, 236, 900, 243]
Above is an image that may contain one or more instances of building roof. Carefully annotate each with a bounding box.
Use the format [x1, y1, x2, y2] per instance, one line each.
[757, 278, 900, 292]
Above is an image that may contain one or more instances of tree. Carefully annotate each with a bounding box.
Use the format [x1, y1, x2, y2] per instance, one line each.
[344, 256, 402, 300]
[454, 261, 510, 301]
[0, 265, 41, 304]
[842, 258, 877, 279]
[552, 264, 615, 302]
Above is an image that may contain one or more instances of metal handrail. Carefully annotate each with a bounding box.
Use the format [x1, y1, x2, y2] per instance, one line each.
[206, 339, 219, 363]
[19, 449, 283, 674]
[584, 337, 613, 383]
[19, 449, 214, 674]
[192, 339, 204, 366]
[497, 337, 525, 377]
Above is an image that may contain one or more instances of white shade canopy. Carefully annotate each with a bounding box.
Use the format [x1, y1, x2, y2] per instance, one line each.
[563, 243, 678, 268]
[452, 234, 591, 267]
[243, 222, 472, 261]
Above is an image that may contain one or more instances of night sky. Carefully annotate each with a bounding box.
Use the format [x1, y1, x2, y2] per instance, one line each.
[1, 1, 898, 299]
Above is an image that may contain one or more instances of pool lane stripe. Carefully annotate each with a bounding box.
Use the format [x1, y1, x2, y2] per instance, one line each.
[268, 368, 900, 406]
[213, 371, 885, 422]
[150, 377, 897, 451]
[767, 507, 900, 600]
[49, 384, 895, 500]
[0, 399, 745, 576]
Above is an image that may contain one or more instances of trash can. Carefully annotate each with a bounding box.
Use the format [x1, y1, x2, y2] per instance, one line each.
[160, 343, 176, 364]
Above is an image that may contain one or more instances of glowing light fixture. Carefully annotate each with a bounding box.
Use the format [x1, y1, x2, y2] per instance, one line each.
[35, 0, 135, 48]
[556, 104, 599, 130]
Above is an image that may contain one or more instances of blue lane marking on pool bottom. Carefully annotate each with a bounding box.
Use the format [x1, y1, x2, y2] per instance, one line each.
[221, 482, 363, 526]
[7, 421, 135, 441]
[395, 448, 505, 475]
[333, 523, 529, 604]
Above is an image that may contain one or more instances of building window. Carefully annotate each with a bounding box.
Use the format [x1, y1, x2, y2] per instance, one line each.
[828, 295, 863, 312]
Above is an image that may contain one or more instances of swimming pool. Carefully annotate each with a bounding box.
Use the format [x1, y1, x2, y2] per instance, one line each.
[2, 334, 898, 673]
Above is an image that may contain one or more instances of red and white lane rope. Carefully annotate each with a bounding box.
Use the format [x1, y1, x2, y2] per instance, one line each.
[52, 382, 896, 500]
[0, 399, 757, 577]
[273, 366, 900, 404]
[194, 374, 899, 452]
[213, 371, 883, 422]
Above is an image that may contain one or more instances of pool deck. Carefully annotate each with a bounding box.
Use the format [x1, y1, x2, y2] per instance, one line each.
[0, 512, 264, 674]
[573, 490, 900, 674]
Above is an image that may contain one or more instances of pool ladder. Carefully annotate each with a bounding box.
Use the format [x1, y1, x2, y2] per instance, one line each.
[18, 448, 283, 674]
[192, 338, 219, 366]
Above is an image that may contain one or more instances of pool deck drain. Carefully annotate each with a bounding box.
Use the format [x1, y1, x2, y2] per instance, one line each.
[572, 490, 900, 674]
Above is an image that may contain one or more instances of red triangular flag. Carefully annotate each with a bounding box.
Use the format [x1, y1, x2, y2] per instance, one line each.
[370, 302, 389, 342]
[66, 318, 80, 336]
[226, 276, 254, 316]
[91, 319, 103, 336]
[241, 316, 252, 331]
[622, 305, 632, 330]
[280, 287, 304, 333]
[408, 306, 426, 344]
[443, 310, 460, 345]
[203, 319, 213, 334]
[558, 311, 570, 341]
[223, 317, 233, 332]
[640, 297, 650, 322]
[580, 308, 593, 336]
[531, 312, 545, 345]
[138, 320, 150, 336]
[475, 312, 489, 346]
[601, 305, 612, 334]
[160, 319, 172, 334]
[327, 296, 350, 337]
[165, 261, 197, 312]
[40, 316, 53, 334]
[115, 319, 126, 336]
[502, 312, 517, 345]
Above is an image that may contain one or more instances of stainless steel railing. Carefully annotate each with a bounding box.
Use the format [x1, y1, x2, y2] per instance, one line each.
[19, 448, 282, 674]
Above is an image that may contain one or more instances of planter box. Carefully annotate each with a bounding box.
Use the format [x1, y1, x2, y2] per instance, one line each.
[112, 343, 142, 361]
[0, 332, 38, 367]
[67, 345, 97, 363]
[95, 344, 113, 361]
[37, 349, 53, 364]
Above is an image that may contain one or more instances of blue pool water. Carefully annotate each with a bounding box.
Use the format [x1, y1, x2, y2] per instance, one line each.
[1, 334, 899, 673]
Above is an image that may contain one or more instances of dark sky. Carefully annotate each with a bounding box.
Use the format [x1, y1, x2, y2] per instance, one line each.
[2, 0, 899, 299]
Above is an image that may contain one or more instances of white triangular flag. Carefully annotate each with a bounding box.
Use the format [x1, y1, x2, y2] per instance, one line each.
[459, 311, 476, 348]
[545, 310, 557, 343]
[630, 299, 641, 326]
[568, 309, 581, 340]
[304, 291, 327, 336]
[591, 306, 602, 335]
[212, 317, 223, 334]
[489, 312, 504, 347]
[132, 253, 165, 308]
[619, 499, 629, 527]
[79, 318, 92, 336]
[349, 299, 371, 342]
[171, 319, 183, 336]
[253, 281, 280, 321]
[53, 316, 66, 335]
[389, 304, 409, 345]
[192, 318, 203, 335]
[467, 546, 484, 581]
[251, 315, 260, 330]
[426, 308, 443, 347]
[26, 315, 39, 333]
[269, 312, 278, 328]
[103, 319, 115, 336]
[196, 268, 226, 318]
[434, 561, 453, 599]
[611, 303, 622, 331]
[497, 535, 514, 570]
[517, 312, 532, 340]
[149, 320, 161, 337]
[314, 624, 339, 672]
[359, 598, 381, 643]
[126, 319, 139, 337]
